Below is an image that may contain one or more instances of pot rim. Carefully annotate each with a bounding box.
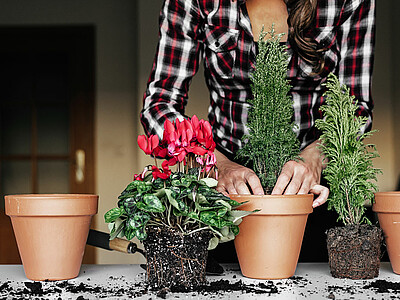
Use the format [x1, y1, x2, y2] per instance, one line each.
[5, 194, 98, 216]
[373, 191, 400, 213]
[230, 194, 313, 215]
[5, 193, 98, 198]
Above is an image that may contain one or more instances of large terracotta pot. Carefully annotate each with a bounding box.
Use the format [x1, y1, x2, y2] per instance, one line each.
[5, 194, 98, 281]
[230, 194, 313, 279]
[373, 191, 400, 274]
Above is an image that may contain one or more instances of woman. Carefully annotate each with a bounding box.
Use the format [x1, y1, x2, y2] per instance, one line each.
[140, 0, 376, 262]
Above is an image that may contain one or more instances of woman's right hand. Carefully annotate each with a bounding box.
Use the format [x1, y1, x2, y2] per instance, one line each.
[215, 150, 264, 196]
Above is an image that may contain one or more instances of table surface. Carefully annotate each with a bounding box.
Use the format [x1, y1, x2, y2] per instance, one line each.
[0, 263, 399, 299]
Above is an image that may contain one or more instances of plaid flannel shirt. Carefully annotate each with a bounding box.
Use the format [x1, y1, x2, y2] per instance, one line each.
[141, 0, 375, 160]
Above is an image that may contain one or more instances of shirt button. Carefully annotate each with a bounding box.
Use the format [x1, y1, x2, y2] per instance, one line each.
[215, 41, 220, 47]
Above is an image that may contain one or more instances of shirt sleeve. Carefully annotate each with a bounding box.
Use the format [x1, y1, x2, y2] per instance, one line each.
[337, 0, 376, 133]
[140, 0, 203, 138]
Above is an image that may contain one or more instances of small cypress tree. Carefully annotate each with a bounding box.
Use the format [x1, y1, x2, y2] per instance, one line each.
[237, 27, 300, 193]
[315, 73, 380, 225]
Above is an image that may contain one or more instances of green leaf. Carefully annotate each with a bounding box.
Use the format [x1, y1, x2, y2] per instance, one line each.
[220, 226, 230, 237]
[200, 177, 218, 188]
[165, 189, 188, 213]
[187, 211, 200, 221]
[104, 207, 125, 223]
[228, 210, 257, 224]
[127, 212, 150, 229]
[137, 181, 153, 194]
[109, 219, 125, 240]
[124, 227, 135, 240]
[215, 199, 232, 210]
[123, 197, 138, 216]
[217, 207, 228, 217]
[219, 230, 235, 243]
[135, 226, 147, 241]
[208, 237, 219, 250]
[231, 225, 240, 236]
[142, 194, 165, 212]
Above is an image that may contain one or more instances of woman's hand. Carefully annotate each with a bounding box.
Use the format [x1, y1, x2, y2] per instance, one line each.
[215, 150, 264, 196]
[271, 140, 329, 208]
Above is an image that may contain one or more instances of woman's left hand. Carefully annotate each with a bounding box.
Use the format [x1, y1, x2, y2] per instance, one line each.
[271, 140, 329, 208]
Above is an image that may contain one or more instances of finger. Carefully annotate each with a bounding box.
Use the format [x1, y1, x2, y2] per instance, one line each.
[216, 185, 229, 197]
[245, 173, 264, 195]
[225, 183, 237, 195]
[298, 177, 313, 195]
[272, 164, 294, 195]
[310, 184, 329, 208]
[284, 177, 302, 195]
[235, 181, 251, 195]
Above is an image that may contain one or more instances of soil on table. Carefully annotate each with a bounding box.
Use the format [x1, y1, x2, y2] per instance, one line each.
[143, 226, 210, 290]
[326, 224, 383, 279]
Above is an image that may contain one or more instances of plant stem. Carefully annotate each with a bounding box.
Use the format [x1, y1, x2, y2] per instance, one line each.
[186, 226, 209, 235]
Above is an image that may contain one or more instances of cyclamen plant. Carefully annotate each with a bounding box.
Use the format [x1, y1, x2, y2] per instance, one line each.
[104, 115, 254, 250]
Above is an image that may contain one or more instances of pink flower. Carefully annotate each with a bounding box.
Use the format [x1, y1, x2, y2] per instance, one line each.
[205, 152, 216, 172]
[196, 156, 204, 165]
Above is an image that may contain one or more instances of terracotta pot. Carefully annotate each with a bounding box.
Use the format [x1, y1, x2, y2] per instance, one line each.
[5, 194, 98, 281]
[373, 191, 400, 274]
[231, 194, 313, 279]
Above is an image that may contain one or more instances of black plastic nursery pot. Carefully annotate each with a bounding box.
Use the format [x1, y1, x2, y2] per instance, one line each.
[326, 224, 383, 279]
[143, 227, 211, 290]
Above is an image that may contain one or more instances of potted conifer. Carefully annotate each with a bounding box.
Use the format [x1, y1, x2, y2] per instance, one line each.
[104, 116, 254, 290]
[231, 28, 313, 280]
[315, 73, 383, 279]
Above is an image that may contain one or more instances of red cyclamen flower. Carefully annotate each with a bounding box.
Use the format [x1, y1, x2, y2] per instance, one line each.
[138, 135, 159, 155]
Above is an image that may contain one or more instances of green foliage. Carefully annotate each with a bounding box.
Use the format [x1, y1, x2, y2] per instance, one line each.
[315, 73, 381, 225]
[237, 26, 299, 192]
[105, 169, 255, 250]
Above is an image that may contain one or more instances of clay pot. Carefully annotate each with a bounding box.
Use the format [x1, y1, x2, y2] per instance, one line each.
[231, 194, 313, 279]
[5, 194, 98, 281]
[373, 191, 400, 274]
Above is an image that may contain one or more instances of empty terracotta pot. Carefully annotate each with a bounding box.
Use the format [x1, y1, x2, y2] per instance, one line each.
[231, 194, 313, 279]
[373, 192, 400, 274]
[5, 194, 98, 281]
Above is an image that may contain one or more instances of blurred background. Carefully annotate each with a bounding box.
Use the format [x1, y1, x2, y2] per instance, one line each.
[0, 0, 398, 265]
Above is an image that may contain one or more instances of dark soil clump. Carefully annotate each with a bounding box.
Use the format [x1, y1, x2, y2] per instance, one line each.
[364, 279, 400, 294]
[24, 281, 44, 295]
[143, 226, 210, 290]
[326, 224, 383, 279]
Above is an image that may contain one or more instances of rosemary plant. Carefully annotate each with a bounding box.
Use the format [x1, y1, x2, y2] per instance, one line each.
[237, 27, 300, 193]
[315, 73, 380, 225]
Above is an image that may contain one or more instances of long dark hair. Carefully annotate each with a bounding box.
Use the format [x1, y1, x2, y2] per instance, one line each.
[286, 0, 324, 74]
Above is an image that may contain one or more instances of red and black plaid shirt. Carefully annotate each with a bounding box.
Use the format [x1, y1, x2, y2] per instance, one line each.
[141, 0, 375, 160]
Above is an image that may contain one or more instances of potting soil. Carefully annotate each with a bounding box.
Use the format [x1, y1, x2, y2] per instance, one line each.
[326, 224, 383, 279]
[143, 226, 210, 289]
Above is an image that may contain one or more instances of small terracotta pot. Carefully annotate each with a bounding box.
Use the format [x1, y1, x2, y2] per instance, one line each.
[231, 194, 313, 279]
[5, 194, 98, 281]
[373, 192, 400, 274]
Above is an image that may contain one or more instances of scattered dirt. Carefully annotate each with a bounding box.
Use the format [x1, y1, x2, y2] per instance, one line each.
[0, 278, 278, 299]
[2, 275, 400, 299]
[326, 224, 383, 279]
[364, 279, 400, 294]
[143, 227, 210, 290]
